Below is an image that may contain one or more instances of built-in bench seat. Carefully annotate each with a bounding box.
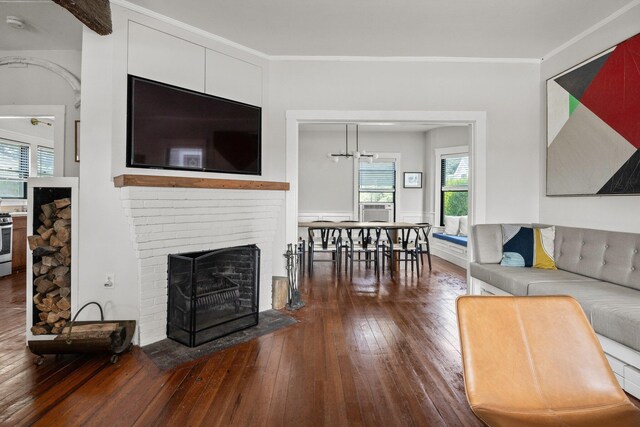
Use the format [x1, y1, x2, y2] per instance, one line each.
[470, 224, 640, 398]
[432, 233, 468, 247]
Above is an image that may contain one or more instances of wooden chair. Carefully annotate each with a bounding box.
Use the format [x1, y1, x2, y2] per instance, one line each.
[342, 222, 381, 277]
[380, 227, 421, 275]
[415, 222, 432, 271]
[307, 222, 342, 274]
[456, 295, 640, 427]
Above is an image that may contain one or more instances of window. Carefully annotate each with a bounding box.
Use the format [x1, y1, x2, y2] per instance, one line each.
[358, 160, 396, 203]
[440, 154, 469, 224]
[0, 139, 30, 199]
[37, 146, 54, 177]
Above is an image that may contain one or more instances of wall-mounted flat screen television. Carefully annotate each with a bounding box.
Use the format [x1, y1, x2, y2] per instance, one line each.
[127, 75, 261, 175]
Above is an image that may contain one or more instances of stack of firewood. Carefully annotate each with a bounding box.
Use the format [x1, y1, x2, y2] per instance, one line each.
[29, 198, 72, 335]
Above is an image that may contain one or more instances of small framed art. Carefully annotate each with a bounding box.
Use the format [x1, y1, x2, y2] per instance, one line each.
[404, 172, 422, 188]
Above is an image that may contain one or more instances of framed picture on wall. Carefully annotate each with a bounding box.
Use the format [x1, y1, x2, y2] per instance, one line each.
[404, 172, 422, 188]
[546, 32, 640, 196]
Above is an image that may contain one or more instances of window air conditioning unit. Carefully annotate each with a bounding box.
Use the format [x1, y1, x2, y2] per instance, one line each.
[360, 203, 394, 222]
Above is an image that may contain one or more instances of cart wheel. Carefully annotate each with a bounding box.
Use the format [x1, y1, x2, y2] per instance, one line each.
[110, 354, 119, 364]
[34, 356, 45, 366]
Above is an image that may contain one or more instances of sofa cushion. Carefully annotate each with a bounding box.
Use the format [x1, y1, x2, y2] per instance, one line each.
[471, 224, 503, 264]
[528, 281, 640, 353]
[555, 226, 640, 291]
[470, 263, 597, 296]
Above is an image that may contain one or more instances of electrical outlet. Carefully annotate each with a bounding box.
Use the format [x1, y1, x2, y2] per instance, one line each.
[104, 273, 115, 289]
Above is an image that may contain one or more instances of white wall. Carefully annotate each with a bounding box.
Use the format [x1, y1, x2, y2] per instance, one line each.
[298, 129, 353, 213]
[425, 126, 469, 215]
[269, 60, 542, 225]
[539, 4, 640, 232]
[79, 5, 283, 343]
[0, 49, 81, 177]
[298, 128, 428, 218]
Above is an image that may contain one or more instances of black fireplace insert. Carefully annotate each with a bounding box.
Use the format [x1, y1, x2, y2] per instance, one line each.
[167, 244, 260, 347]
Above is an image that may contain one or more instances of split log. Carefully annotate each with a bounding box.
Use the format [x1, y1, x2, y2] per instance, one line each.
[38, 312, 49, 322]
[27, 236, 45, 251]
[56, 297, 71, 311]
[46, 288, 60, 298]
[40, 228, 54, 241]
[47, 312, 60, 324]
[33, 246, 58, 257]
[59, 310, 71, 320]
[54, 198, 71, 209]
[64, 257, 71, 267]
[36, 303, 49, 312]
[54, 252, 66, 265]
[53, 273, 70, 288]
[51, 326, 64, 334]
[61, 323, 118, 339]
[59, 287, 71, 298]
[41, 202, 57, 219]
[56, 227, 70, 243]
[60, 245, 71, 258]
[33, 293, 43, 306]
[33, 262, 43, 276]
[42, 296, 61, 310]
[42, 256, 60, 267]
[53, 219, 70, 232]
[31, 325, 50, 335]
[54, 319, 67, 328]
[35, 277, 55, 294]
[51, 266, 69, 279]
[36, 225, 48, 235]
[50, 234, 65, 247]
[57, 207, 71, 220]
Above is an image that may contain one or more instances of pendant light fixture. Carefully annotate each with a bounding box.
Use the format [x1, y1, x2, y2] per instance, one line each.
[326, 124, 379, 163]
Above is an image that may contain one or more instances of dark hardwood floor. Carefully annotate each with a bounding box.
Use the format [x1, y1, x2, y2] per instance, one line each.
[0, 257, 637, 426]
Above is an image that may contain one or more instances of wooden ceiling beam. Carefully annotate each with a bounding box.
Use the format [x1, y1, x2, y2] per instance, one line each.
[52, 0, 113, 36]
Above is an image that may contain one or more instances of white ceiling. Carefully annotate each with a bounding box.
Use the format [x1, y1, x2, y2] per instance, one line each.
[125, 0, 633, 58]
[0, 0, 82, 51]
[0, 1, 633, 56]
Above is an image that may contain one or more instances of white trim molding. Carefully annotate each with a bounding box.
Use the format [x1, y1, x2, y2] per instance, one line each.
[0, 57, 81, 108]
[285, 110, 487, 248]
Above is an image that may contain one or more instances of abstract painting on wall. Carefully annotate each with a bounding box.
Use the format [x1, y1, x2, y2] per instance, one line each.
[547, 32, 640, 196]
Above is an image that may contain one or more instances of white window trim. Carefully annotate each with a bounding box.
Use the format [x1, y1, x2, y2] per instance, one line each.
[352, 152, 401, 220]
[434, 145, 469, 227]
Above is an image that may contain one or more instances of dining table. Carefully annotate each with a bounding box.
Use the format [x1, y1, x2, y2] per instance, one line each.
[298, 221, 424, 275]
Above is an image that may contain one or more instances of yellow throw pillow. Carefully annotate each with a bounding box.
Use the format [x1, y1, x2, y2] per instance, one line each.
[534, 227, 557, 270]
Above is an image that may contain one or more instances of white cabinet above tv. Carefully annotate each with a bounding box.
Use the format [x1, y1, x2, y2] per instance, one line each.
[128, 21, 205, 92]
[127, 21, 263, 108]
[205, 50, 262, 107]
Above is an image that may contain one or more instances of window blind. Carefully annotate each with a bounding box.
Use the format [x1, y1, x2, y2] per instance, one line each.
[0, 139, 29, 181]
[441, 155, 469, 191]
[359, 161, 396, 191]
[37, 146, 54, 177]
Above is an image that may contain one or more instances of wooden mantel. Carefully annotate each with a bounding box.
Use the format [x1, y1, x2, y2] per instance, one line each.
[113, 174, 290, 191]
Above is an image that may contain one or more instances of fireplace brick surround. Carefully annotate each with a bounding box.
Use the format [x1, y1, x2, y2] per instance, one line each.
[120, 186, 284, 345]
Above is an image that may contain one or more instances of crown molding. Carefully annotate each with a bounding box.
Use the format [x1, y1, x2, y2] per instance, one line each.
[270, 55, 541, 64]
[541, 0, 640, 61]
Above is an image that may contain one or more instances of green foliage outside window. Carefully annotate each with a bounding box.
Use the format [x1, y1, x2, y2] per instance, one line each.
[443, 191, 468, 216]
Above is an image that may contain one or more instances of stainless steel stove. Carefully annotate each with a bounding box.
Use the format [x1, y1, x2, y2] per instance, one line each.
[0, 213, 12, 277]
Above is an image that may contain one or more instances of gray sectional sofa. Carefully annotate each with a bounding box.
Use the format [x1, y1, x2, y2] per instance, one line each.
[469, 224, 640, 398]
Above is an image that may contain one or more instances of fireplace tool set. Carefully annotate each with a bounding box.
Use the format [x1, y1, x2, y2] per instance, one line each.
[284, 243, 304, 310]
